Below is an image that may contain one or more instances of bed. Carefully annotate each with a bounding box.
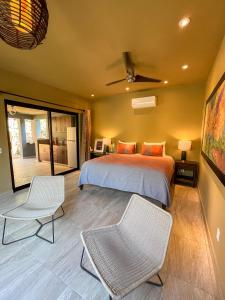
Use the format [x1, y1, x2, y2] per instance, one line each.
[78, 153, 175, 207]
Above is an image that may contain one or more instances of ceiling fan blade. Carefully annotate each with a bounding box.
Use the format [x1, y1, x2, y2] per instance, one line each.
[106, 78, 126, 86]
[123, 52, 135, 75]
[135, 74, 161, 83]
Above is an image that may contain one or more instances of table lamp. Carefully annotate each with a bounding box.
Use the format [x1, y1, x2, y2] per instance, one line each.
[178, 140, 192, 161]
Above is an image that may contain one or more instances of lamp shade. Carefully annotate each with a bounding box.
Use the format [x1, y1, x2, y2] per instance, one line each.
[178, 140, 192, 151]
[0, 0, 48, 49]
[103, 138, 111, 146]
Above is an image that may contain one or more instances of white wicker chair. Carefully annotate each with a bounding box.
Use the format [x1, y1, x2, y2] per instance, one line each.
[1, 176, 65, 245]
[80, 194, 173, 300]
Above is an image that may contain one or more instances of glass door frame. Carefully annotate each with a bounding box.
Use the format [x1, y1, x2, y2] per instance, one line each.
[5, 99, 80, 192]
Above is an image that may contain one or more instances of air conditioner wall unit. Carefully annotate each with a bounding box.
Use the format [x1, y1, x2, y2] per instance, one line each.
[132, 96, 157, 109]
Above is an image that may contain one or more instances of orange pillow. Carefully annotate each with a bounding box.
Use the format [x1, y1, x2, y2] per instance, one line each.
[141, 144, 163, 156]
[117, 143, 136, 154]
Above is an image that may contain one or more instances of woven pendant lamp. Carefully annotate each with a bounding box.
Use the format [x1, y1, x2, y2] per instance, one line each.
[0, 0, 49, 50]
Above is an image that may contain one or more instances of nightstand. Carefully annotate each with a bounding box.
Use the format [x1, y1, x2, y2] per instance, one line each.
[175, 160, 199, 187]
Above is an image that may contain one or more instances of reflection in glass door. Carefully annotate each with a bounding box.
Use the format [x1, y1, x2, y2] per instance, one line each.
[8, 118, 22, 158]
[7, 104, 51, 189]
[51, 112, 78, 175]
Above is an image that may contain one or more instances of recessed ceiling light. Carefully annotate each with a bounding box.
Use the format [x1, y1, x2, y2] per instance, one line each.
[164, 80, 168, 84]
[91, 94, 95, 97]
[179, 17, 191, 28]
[125, 87, 130, 91]
[182, 64, 189, 70]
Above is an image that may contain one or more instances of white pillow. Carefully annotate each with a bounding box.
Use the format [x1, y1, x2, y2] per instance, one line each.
[143, 141, 166, 156]
[119, 140, 136, 145]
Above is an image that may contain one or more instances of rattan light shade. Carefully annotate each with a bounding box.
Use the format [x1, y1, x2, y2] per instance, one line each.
[0, 0, 49, 50]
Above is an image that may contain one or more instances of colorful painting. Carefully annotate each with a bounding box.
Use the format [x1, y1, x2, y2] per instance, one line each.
[202, 73, 225, 185]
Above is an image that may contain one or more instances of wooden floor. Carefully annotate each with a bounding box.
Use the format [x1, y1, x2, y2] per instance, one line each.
[0, 172, 222, 300]
[13, 157, 72, 187]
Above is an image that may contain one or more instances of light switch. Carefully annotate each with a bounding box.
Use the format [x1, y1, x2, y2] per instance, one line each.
[0, 148, 2, 154]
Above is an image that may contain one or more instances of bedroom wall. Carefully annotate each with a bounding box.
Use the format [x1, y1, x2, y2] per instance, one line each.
[92, 82, 205, 160]
[198, 35, 225, 297]
[0, 68, 90, 194]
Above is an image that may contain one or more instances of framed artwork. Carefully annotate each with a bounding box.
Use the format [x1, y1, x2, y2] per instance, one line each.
[94, 139, 104, 153]
[201, 72, 225, 186]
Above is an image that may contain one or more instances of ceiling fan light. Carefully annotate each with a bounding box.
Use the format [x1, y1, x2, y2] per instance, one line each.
[0, 0, 49, 49]
[127, 73, 135, 83]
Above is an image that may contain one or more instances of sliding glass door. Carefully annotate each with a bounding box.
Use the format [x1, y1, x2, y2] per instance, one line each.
[5, 100, 79, 191]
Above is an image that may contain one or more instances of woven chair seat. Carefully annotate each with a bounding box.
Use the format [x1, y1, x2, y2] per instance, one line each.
[0, 204, 60, 220]
[81, 194, 173, 299]
[82, 226, 160, 298]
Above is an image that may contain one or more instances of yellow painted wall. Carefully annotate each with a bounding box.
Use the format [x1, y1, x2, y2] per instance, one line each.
[92, 83, 205, 160]
[198, 35, 225, 296]
[0, 69, 90, 194]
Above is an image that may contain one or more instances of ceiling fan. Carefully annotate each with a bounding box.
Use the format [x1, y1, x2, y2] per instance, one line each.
[106, 52, 161, 86]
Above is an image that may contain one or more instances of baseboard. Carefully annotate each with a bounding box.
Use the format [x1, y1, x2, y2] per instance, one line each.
[198, 186, 225, 300]
[0, 190, 13, 200]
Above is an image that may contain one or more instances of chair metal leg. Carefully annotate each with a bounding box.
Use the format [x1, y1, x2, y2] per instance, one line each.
[2, 218, 6, 245]
[162, 204, 166, 210]
[37, 206, 64, 226]
[52, 215, 55, 243]
[146, 273, 163, 287]
[80, 248, 114, 300]
[80, 247, 100, 282]
[2, 212, 58, 245]
[81, 248, 114, 299]
[2, 218, 42, 245]
[36, 215, 55, 244]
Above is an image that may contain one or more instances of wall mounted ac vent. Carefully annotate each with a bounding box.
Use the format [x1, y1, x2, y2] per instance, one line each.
[131, 96, 157, 109]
